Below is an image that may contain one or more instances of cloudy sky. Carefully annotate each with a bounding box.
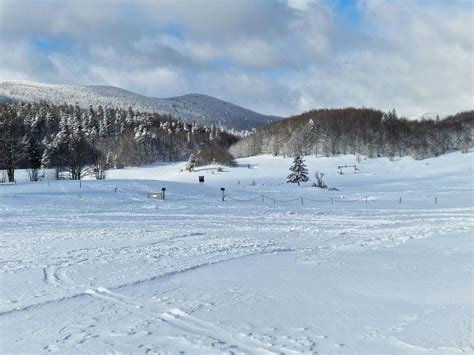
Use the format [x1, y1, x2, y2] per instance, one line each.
[0, 0, 472, 117]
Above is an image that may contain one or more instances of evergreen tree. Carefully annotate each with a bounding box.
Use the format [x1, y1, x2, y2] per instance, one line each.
[41, 146, 51, 169]
[52, 113, 93, 179]
[22, 124, 43, 181]
[287, 156, 309, 186]
[0, 106, 24, 182]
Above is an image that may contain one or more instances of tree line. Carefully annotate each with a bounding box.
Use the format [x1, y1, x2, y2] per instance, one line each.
[0, 101, 238, 182]
[230, 108, 473, 159]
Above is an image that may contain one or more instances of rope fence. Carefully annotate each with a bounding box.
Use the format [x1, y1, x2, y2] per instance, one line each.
[224, 195, 264, 202]
[1, 182, 444, 206]
[222, 191, 441, 206]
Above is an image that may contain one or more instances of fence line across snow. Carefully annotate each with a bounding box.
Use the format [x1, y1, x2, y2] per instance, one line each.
[0, 182, 443, 206]
[222, 193, 440, 205]
[224, 193, 369, 204]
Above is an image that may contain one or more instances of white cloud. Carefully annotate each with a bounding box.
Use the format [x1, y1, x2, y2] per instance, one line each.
[287, 0, 312, 11]
[226, 39, 285, 68]
[91, 66, 188, 98]
[192, 71, 294, 116]
[283, 0, 474, 117]
[0, 0, 472, 117]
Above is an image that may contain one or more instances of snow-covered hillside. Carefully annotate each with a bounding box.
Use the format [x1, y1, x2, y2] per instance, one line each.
[1, 152, 473, 354]
[0, 80, 279, 131]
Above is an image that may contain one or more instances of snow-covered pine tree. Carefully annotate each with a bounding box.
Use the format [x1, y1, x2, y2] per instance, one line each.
[0, 105, 24, 182]
[287, 156, 309, 186]
[303, 118, 316, 156]
[382, 108, 398, 122]
[83, 105, 98, 140]
[45, 110, 57, 135]
[41, 146, 51, 169]
[185, 153, 196, 172]
[22, 118, 43, 181]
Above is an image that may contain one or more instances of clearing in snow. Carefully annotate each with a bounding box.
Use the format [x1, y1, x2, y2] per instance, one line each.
[0, 152, 473, 354]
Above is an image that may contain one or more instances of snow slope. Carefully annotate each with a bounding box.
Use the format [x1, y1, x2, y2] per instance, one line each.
[0, 80, 279, 131]
[0, 152, 473, 354]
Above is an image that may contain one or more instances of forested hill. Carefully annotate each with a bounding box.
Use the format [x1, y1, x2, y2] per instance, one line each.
[230, 108, 473, 159]
[0, 81, 279, 131]
[0, 101, 238, 182]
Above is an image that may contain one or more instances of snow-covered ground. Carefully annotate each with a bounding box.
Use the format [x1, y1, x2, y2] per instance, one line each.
[1, 152, 473, 354]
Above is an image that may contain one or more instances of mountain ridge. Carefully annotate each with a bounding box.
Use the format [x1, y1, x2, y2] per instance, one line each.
[0, 80, 280, 131]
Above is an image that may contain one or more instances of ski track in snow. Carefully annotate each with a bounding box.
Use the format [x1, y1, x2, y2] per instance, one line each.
[82, 287, 298, 355]
[1, 153, 473, 354]
[31, 261, 293, 355]
[2, 204, 472, 353]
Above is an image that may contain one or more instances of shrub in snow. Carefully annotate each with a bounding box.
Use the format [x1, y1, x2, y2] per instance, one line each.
[196, 146, 237, 167]
[93, 151, 113, 180]
[312, 171, 327, 189]
[185, 153, 196, 172]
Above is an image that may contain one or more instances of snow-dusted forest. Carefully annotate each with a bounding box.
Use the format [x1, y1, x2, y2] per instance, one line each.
[231, 108, 473, 159]
[2, 101, 472, 185]
[0, 102, 237, 182]
[0, 80, 279, 131]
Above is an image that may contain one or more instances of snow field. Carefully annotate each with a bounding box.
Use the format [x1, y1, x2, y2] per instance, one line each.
[0, 152, 473, 354]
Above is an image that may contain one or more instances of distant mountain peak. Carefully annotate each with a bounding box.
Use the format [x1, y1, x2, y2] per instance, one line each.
[0, 80, 280, 131]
